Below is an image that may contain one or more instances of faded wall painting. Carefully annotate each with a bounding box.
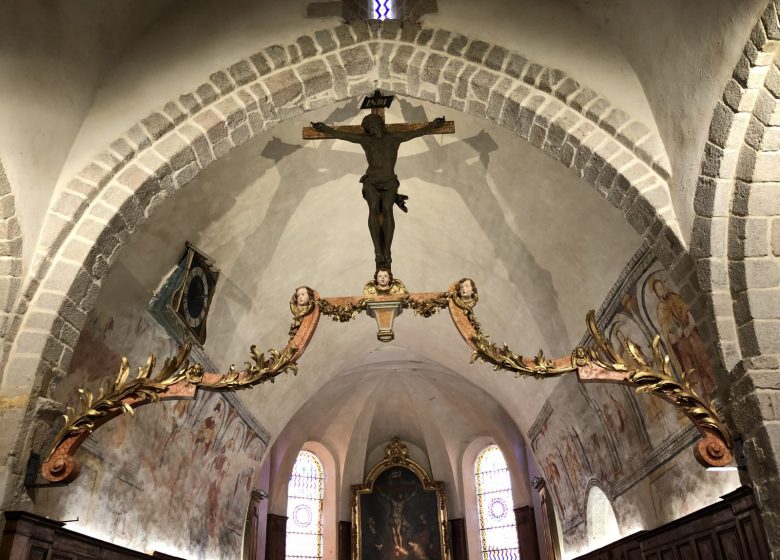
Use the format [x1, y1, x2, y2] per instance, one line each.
[38, 271, 269, 560]
[528, 247, 739, 553]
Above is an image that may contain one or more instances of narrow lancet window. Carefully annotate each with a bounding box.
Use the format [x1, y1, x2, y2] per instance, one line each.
[475, 445, 520, 560]
[285, 450, 324, 560]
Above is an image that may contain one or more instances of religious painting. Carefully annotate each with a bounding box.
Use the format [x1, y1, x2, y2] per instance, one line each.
[352, 438, 450, 560]
[641, 273, 717, 400]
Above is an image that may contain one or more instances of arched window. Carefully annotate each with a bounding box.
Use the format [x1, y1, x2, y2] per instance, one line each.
[474, 445, 520, 560]
[586, 486, 620, 549]
[369, 0, 396, 20]
[286, 450, 324, 560]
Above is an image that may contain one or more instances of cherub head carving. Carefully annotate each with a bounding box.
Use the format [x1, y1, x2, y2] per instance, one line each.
[290, 286, 315, 318]
[293, 286, 314, 307]
[374, 268, 393, 290]
[457, 278, 477, 300]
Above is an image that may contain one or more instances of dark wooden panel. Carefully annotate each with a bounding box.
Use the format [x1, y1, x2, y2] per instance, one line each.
[338, 521, 351, 560]
[26, 548, 46, 560]
[738, 513, 769, 560]
[675, 543, 692, 557]
[575, 486, 770, 560]
[265, 514, 287, 560]
[514, 506, 540, 560]
[448, 518, 468, 560]
[717, 527, 742, 559]
[1, 511, 169, 560]
[695, 535, 717, 560]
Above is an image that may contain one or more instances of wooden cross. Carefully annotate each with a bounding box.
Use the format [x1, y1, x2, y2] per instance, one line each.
[301, 90, 455, 139]
[301, 90, 455, 270]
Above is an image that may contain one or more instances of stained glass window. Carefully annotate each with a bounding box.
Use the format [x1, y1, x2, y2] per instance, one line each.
[370, 0, 396, 20]
[475, 445, 520, 560]
[285, 451, 324, 560]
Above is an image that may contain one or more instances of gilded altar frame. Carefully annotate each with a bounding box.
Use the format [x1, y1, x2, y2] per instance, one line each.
[351, 438, 451, 560]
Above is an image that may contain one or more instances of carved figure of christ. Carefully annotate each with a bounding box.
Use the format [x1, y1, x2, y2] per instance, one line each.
[303, 107, 454, 270]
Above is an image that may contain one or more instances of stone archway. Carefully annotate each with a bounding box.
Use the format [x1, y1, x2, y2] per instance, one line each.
[0, 159, 22, 367]
[693, 0, 780, 550]
[2, 23, 684, 387]
[0, 22, 692, 513]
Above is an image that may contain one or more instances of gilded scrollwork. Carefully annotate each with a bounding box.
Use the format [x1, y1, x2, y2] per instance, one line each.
[316, 298, 366, 322]
[48, 343, 202, 462]
[46, 341, 298, 472]
[584, 310, 733, 461]
[470, 331, 576, 378]
[43, 277, 736, 485]
[403, 293, 450, 317]
[193, 344, 299, 390]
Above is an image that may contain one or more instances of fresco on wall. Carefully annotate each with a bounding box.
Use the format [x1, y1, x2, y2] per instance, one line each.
[39, 287, 269, 560]
[528, 247, 738, 553]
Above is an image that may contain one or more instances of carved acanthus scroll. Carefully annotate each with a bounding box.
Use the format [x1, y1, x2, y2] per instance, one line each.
[42, 277, 734, 484]
[452, 292, 733, 468]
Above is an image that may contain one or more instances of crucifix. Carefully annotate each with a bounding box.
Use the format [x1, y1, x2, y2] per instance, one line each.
[302, 90, 455, 271]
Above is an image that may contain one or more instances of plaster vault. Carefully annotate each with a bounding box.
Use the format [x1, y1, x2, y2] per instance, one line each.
[0, 12, 755, 558]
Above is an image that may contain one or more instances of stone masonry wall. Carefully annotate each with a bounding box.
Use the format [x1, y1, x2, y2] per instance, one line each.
[693, 1, 780, 554]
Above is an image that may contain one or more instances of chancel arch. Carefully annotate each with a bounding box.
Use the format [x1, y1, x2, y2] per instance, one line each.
[692, 0, 780, 548]
[0, 23, 702, 518]
[0, 20, 688, 408]
[5, 4, 779, 559]
[0, 157, 23, 368]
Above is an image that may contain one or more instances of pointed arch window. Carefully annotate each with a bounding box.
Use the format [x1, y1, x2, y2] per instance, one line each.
[474, 445, 520, 560]
[286, 450, 324, 560]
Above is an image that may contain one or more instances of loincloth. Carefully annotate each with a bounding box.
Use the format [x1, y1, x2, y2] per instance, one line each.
[360, 174, 400, 192]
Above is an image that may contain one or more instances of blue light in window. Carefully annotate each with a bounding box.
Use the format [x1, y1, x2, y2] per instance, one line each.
[372, 0, 396, 20]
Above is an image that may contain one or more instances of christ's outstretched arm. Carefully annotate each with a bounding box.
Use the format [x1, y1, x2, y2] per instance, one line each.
[310, 122, 364, 143]
[396, 117, 446, 142]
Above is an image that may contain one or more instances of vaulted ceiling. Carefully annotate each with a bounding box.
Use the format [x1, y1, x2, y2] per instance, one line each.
[2, 0, 768, 527]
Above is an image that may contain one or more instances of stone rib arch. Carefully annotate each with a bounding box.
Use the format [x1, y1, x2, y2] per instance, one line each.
[692, 0, 780, 550]
[0, 159, 22, 370]
[0, 25, 697, 516]
[3, 23, 685, 393]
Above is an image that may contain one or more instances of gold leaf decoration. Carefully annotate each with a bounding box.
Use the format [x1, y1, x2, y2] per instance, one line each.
[195, 345, 299, 390]
[403, 294, 450, 317]
[584, 310, 732, 450]
[316, 298, 366, 322]
[469, 331, 575, 378]
[47, 342, 201, 461]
